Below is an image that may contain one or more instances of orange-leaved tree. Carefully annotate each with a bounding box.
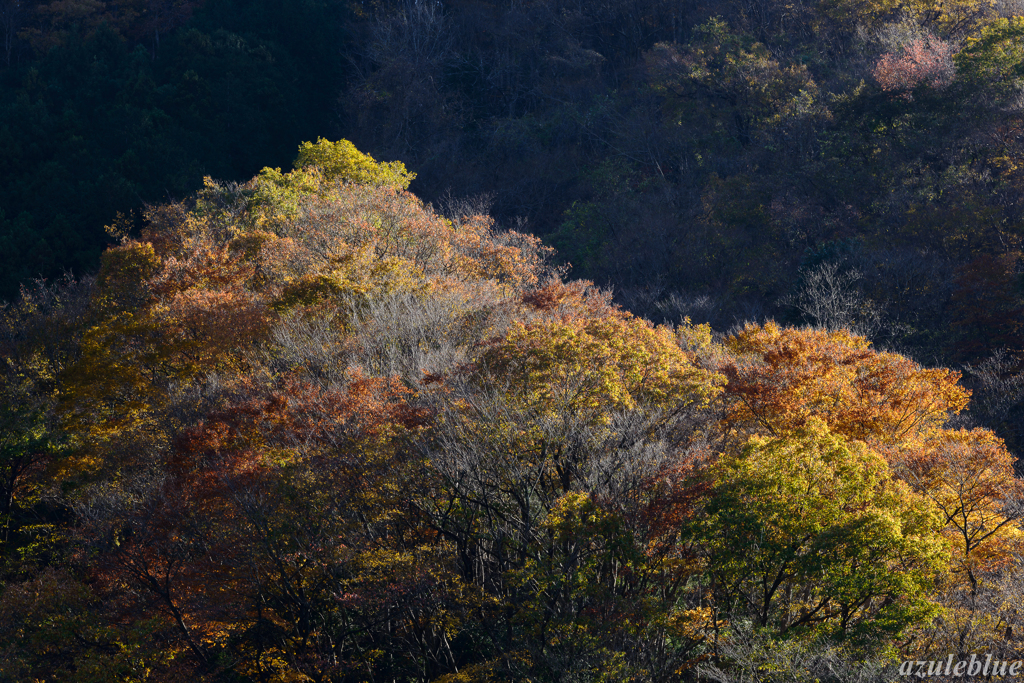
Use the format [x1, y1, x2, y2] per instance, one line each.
[722, 322, 969, 448]
[895, 428, 1024, 592]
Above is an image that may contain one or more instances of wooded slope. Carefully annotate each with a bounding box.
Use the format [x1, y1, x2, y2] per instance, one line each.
[0, 141, 1021, 682]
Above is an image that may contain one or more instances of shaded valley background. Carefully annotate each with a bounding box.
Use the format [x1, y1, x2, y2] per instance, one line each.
[0, 0, 344, 301]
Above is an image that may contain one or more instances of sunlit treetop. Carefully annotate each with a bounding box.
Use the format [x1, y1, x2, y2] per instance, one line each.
[294, 137, 417, 189]
[473, 312, 725, 424]
[722, 322, 970, 447]
[57, 138, 553, 448]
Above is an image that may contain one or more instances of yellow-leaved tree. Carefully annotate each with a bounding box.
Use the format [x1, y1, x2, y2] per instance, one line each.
[704, 418, 948, 646]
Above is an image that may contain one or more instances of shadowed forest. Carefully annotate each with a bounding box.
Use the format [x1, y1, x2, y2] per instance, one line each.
[1, 0, 1024, 681]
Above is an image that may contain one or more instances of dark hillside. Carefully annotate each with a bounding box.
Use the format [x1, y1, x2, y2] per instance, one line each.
[0, 0, 347, 300]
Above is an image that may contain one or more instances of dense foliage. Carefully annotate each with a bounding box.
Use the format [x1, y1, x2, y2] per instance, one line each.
[3, 0, 1024, 677]
[0, 140, 1022, 682]
[3, 0, 1022, 452]
[339, 0, 1024, 452]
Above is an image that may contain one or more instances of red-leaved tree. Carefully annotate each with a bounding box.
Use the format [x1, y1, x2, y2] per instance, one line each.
[873, 37, 955, 97]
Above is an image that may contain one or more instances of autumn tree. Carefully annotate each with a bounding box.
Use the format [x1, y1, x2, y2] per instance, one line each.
[40, 138, 561, 681]
[418, 299, 725, 680]
[721, 322, 969, 448]
[891, 427, 1024, 662]
[873, 36, 955, 98]
[704, 419, 948, 647]
[895, 428, 1024, 592]
[954, 16, 1024, 107]
[294, 137, 416, 188]
[0, 274, 90, 570]
[77, 371, 435, 681]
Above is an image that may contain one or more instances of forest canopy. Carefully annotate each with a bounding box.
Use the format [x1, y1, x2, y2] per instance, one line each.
[2, 0, 1022, 443]
[0, 138, 1022, 682]
[2, 0, 1024, 679]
